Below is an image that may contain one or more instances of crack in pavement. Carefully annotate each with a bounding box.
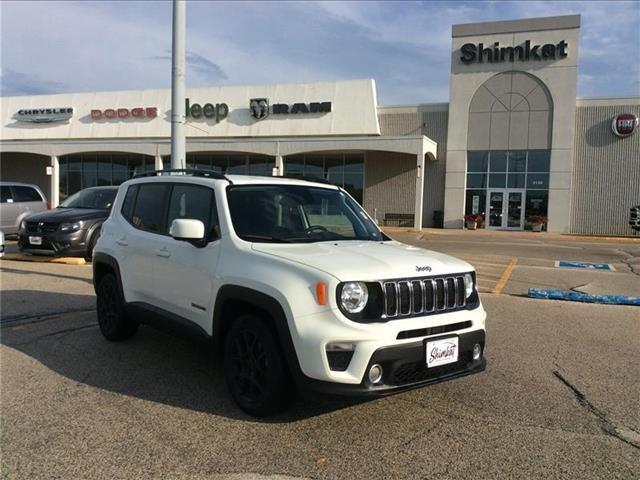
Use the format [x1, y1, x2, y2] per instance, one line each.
[552, 369, 640, 450]
[1, 308, 95, 327]
[613, 249, 640, 277]
[7, 323, 98, 347]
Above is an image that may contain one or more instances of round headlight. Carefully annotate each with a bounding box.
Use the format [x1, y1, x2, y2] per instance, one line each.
[340, 282, 369, 314]
[464, 273, 474, 298]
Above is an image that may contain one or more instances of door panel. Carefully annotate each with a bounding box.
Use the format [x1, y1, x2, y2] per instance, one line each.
[487, 191, 504, 228]
[486, 189, 525, 230]
[120, 183, 170, 304]
[153, 183, 221, 331]
[507, 191, 524, 229]
[154, 239, 220, 330]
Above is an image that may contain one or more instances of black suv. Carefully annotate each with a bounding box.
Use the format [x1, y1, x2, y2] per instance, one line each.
[18, 186, 118, 260]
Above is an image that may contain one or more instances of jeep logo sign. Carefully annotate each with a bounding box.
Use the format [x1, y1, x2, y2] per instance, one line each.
[611, 114, 639, 137]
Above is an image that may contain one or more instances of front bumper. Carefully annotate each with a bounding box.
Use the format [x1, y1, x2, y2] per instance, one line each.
[18, 230, 88, 257]
[301, 329, 485, 396]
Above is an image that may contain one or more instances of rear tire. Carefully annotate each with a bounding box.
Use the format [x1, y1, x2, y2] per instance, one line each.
[224, 314, 292, 417]
[96, 272, 137, 341]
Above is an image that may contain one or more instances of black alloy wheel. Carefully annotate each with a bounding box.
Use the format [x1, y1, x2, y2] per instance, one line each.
[224, 315, 292, 417]
[96, 273, 138, 341]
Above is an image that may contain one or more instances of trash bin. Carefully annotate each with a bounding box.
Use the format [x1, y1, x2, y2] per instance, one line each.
[433, 210, 444, 228]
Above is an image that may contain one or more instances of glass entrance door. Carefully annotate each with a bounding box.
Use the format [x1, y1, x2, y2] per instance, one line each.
[486, 189, 525, 230]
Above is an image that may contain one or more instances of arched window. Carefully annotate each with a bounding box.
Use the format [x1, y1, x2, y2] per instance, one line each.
[466, 72, 553, 230]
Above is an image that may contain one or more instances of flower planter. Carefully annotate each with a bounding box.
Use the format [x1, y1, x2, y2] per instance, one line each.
[466, 221, 478, 230]
[531, 223, 544, 232]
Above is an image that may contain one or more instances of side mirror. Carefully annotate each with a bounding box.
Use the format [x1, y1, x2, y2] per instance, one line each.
[170, 218, 205, 246]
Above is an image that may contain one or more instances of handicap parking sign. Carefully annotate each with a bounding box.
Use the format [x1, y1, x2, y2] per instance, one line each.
[555, 261, 615, 271]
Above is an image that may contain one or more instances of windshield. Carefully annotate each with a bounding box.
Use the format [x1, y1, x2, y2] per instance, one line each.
[227, 184, 385, 243]
[60, 188, 117, 209]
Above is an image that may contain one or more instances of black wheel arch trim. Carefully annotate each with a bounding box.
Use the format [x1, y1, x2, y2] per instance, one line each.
[92, 252, 124, 298]
[212, 284, 305, 386]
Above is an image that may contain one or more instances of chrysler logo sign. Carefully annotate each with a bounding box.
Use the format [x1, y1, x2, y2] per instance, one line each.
[16, 107, 74, 123]
[611, 114, 639, 137]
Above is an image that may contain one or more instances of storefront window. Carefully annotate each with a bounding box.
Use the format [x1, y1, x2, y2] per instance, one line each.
[284, 153, 365, 204]
[466, 150, 550, 229]
[59, 152, 154, 199]
[164, 153, 275, 175]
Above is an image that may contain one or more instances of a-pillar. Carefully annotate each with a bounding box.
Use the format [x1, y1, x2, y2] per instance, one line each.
[274, 155, 284, 176]
[50, 155, 60, 208]
[413, 152, 425, 230]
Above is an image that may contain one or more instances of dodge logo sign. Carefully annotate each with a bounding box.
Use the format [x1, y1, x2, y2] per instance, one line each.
[250, 98, 269, 120]
[611, 114, 639, 137]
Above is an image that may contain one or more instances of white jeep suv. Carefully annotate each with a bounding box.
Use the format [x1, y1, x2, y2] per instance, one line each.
[93, 170, 486, 416]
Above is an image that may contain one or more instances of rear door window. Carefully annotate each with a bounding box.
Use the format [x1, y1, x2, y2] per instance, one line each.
[0, 186, 12, 203]
[120, 185, 139, 221]
[11, 186, 43, 202]
[130, 183, 170, 233]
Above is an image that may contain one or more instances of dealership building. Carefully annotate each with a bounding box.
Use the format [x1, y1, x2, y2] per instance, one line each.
[1, 14, 639, 235]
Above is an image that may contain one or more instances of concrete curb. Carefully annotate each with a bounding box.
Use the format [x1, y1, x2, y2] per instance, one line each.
[528, 288, 640, 306]
[1, 253, 87, 265]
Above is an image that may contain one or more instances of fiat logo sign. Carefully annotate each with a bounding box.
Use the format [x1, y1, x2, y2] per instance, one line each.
[611, 113, 639, 138]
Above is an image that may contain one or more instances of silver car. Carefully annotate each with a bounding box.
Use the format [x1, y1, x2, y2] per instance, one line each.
[0, 182, 48, 236]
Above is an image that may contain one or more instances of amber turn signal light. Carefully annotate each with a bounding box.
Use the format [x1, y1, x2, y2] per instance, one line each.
[316, 282, 327, 305]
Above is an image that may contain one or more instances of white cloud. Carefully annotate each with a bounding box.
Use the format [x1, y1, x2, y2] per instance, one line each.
[0, 0, 638, 102]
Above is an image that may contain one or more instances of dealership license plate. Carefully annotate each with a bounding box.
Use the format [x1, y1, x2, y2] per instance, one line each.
[29, 236, 42, 245]
[426, 337, 459, 368]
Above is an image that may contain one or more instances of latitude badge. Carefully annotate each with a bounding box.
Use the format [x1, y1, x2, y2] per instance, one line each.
[249, 98, 269, 120]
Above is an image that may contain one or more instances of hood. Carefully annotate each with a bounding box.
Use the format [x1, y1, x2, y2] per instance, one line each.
[252, 240, 473, 281]
[25, 208, 109, 223]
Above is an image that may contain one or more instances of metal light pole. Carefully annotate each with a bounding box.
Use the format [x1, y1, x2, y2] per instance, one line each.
[171, 0, 186, 169]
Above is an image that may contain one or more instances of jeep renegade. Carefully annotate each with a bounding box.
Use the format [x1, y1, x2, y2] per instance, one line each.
[93, 170, 486, 416]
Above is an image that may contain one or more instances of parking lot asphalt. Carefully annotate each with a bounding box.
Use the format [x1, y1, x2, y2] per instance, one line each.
[1, 232, 639, 480]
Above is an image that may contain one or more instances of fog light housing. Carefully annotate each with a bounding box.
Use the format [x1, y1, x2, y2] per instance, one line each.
[473, 343, 482, 360]
[368, 364, 383, 384]
[326, 343, 355, 372]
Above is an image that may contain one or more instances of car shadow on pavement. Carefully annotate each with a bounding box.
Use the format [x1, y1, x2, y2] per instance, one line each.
[0, 266, 94, 285]
[1, 295, 368, 423]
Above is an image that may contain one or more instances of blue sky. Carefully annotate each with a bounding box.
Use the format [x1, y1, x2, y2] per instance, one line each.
[1, 1, 639, 104]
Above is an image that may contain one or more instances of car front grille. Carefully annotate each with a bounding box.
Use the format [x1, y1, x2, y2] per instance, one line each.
[381, 275, 467, 319]
[25, 221, 59, 234]
[388, 352, 473, 386]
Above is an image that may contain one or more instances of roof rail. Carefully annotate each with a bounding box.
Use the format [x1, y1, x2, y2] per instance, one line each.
[245, 174, 333, 185]
[132, 169, 232, 183]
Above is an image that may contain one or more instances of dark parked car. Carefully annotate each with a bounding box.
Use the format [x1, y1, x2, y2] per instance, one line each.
[18, 186, 118, 260]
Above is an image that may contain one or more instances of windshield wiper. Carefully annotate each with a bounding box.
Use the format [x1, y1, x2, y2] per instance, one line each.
[241, 234, 293, 243]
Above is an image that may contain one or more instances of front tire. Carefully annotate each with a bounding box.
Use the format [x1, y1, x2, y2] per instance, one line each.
[96, 272, 137, 341]
[224, 315, 292, 417]
[84, 228, 100, 262]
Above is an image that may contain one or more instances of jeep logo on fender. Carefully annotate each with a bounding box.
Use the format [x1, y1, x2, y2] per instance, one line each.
[611, 114, 639, 138]
[460, 40, 568, 64]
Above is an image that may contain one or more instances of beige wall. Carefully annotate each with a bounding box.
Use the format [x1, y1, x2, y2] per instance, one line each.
[0, 152, 52, 201]
[363, 151, 416, 224]
[377, 106, 448, 226]
[570, 102, 640, 236]
[444, 15, 580, 231]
